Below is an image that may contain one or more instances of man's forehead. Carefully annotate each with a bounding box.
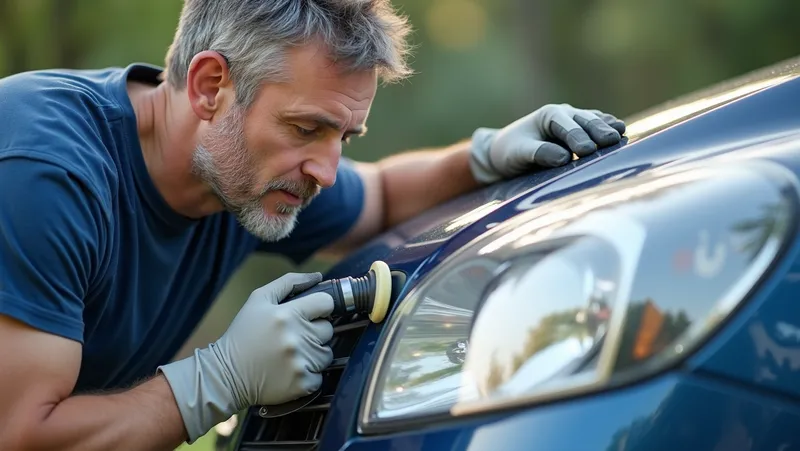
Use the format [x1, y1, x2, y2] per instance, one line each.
[278, 46, 376, 125]
[284, 41, 378, 93]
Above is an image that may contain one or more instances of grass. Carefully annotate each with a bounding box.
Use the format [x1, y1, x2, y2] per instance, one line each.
[175, 431, 217, 451]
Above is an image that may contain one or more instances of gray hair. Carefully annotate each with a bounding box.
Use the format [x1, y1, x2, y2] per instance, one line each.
[164, 0, 414, 107]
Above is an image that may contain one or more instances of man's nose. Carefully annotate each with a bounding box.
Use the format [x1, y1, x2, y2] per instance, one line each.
[301, 140, 341, 188]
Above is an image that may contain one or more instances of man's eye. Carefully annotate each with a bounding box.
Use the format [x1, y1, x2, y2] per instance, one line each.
[294, 125, 316, 137]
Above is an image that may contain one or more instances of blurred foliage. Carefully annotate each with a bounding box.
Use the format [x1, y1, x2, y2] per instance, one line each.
[6, 0, 799, 160]
[2, 0, 799, 448]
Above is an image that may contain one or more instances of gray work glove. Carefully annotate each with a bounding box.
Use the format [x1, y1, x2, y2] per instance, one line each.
[158, 272, 334, 443]
[469, 104, 626, 184]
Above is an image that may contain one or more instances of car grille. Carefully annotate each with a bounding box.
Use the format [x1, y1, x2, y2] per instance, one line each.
[229, 312, 370, 450]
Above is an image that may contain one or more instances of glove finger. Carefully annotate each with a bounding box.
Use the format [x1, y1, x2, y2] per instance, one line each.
[548, 112, 598, 157]
[300, 372, 323, 395]
[292, 292, 335, 321]
[533, 142, 573, 167]
[589, 109, 626, 135]
[572, 110, 621, 148]
[492, 138, 571, 174]
[309, 318, 334, 345]
[301, 342, 334, 373]
[608, 118, 626, 136]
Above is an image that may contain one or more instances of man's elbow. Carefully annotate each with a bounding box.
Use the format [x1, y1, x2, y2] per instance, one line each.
[0, 419, 41, 451]
[0, 402, 61, 451]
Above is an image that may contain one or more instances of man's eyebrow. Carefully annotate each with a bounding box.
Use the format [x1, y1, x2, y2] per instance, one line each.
[283, 112, 366, 136]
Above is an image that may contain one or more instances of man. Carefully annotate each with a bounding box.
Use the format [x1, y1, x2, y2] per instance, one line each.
[0, 0, 625, 449]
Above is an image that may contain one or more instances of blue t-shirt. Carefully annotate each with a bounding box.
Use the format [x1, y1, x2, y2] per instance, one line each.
[0, 63, 364, 392]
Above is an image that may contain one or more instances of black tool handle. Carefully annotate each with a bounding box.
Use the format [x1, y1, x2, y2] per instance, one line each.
[281, 279, 348, 317]
[258, 281, 344, 419]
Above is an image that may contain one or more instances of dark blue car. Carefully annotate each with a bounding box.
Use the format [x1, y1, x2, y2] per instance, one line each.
[222, 55, 800, 451]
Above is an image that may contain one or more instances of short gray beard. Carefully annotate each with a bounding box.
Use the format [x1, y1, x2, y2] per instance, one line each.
[190, 106, 319, 242]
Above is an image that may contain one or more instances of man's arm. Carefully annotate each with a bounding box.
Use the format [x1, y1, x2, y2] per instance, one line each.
[323, 140, 476, 255]
[0, 316, 187, 451]
[326, 104, 626, 254]
[0, 156, 188, 450]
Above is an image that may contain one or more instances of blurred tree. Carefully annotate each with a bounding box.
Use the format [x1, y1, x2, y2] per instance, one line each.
[731, 200, 793, 261]
[548, 0, 800, 116]
[1, 0, 798, 376]
[510, 308, 584, 375]
[0, 0, 26, 74]
[0, 0, 182, 75]
[2, 1, 798, 447]
[3, 0, 798, 144]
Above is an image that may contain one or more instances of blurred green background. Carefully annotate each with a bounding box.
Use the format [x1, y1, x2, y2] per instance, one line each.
[2, 0, 799, 449]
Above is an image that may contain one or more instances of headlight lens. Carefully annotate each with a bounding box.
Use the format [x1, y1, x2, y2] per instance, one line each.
[360, 160, 798, 432]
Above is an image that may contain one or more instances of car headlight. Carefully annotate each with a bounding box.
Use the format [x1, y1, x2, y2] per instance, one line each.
[359, 160, 798, 433]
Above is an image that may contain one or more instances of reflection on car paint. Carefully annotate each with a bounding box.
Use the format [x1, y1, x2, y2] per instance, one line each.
[750, 321, 800, 372]
[446, 339, 468, 365]
[372, 258, 494, 420]
[306, 58, 800, 451]
[462, 235, 621, 401]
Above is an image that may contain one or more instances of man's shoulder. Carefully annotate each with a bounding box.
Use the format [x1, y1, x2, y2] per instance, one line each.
[0, 67, 134, 214]
[0, 67, 127, 131]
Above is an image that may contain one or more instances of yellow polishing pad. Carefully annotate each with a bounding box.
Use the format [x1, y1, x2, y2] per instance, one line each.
[369, 260, 391, 323]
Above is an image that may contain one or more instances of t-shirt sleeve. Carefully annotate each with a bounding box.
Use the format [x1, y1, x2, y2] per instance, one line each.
[0, 155, 106, 344]
[256, 158, 365, 264]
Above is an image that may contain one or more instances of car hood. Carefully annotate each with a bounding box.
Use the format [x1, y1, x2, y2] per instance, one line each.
[325, 55, 800, 288]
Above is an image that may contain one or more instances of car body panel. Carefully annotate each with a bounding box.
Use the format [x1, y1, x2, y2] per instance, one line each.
[320, 140, 800, 451]
[687, 198, 800, 400]
[314, 56, 800, 451]
[335, 373, 800, 451]
[326, 56, 800, 287]
[225, 56, 800, 450]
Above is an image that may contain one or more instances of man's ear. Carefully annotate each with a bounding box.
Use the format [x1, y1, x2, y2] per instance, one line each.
[186, 51, 233, 121]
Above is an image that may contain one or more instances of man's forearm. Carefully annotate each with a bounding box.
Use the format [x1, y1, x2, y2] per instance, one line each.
[18, 375, 187, 451]
[377, 139, 481, 228]
[321, 139, 484, 256]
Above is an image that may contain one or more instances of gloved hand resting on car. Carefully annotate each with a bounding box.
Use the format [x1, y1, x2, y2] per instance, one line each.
[158, 272, 334, 442]
[469, 103, 627, 184]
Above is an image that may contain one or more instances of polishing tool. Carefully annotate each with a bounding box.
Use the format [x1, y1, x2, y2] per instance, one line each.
[259, 260, 403, 419]
[280, 260, 393, 323]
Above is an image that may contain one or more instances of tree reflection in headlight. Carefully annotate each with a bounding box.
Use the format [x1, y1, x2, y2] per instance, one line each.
[376, 259, 499, 418]
[463, 235, 620, 400]
[377, 236, 621, 417]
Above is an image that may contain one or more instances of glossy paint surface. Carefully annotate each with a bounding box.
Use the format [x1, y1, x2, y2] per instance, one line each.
[338, 373, 800, 451]
[317, 57, 800, 450]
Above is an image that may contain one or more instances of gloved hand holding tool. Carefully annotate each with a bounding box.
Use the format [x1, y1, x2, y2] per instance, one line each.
[469, 103, 627, 184]
[158, 261, 394, 442]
